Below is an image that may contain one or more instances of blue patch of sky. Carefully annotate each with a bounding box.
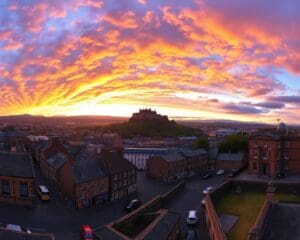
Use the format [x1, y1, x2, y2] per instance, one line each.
[274, 68, 300, 94]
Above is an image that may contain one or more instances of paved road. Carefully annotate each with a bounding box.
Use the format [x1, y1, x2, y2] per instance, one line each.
[166, 173, 225, 240]
[0, 168, 175, 240]
[0, 163, 226, 240]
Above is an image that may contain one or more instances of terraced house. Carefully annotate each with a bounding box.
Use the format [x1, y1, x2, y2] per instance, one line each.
[0, 152, 35, 206]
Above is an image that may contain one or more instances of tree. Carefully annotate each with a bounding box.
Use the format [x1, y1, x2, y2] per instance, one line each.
[218, 133, 248, 153]
[194, 136, 209, 151]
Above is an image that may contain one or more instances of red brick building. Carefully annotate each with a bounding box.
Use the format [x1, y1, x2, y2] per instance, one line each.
[248, 126, 300, 178]
[147, 149, 208, 182]
[147, 151, 187, 182]
[59, 156, 109, 209]
[100, 149, 137, 201]
[0, 152, 35, 206]
[216, 152, 247, 170]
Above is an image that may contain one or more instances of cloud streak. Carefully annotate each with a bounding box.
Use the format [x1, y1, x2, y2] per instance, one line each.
[0, 0, 299, 123]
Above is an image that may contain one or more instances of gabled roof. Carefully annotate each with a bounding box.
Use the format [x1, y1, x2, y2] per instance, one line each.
[101, 150, 135, 174]
[46, 151, 68, 169]
[179, 148, 207, 157]
[0, 152, 35, 178]
[217, 152, 245, 161]
[157, 150, 185, 162]
[71, 158, 107, 183]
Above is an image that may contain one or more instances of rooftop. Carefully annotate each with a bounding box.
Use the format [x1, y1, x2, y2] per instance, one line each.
[71, 158, 107, 183]
[0, 152, 35, 178]
[217, 152, 245, 161]
[263, 202, 300, 240]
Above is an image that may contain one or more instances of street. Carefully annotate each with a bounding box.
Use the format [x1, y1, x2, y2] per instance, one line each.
[0, 167, 225, 240]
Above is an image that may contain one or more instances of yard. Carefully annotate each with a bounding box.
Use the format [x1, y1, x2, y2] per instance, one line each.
[214, 190, 300, 240]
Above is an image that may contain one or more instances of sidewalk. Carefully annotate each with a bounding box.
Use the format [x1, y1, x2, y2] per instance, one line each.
[236, 170, 300, 183]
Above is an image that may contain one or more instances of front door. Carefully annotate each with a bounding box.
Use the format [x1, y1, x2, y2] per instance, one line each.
[262, 164, 268, 176]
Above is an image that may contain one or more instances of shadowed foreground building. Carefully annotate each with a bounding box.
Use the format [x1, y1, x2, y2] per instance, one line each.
[0, 152, 35, 206]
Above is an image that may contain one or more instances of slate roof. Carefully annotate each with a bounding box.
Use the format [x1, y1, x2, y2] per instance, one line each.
[0, 227, 55, 240]
[0, 152, 35, 178]
[101, 150, 135, 174]
[71, 158, 107, 184]
[179, 148, 207, 157]
[123, 148, 168, 155]
[217, 152, 245, 161]
[263, 202, 300, 240]
[158, 151, 185, 162]
[46, 151, 68, 169]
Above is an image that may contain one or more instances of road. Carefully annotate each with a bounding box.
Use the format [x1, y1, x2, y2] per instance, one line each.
[166, 173, 225, 240]
[0, 165, 225, 240]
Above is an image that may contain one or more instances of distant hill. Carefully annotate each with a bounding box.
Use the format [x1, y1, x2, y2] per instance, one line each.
[98, 109, 202, 138]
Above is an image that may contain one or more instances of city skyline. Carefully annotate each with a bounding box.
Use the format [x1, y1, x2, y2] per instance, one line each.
[1, 0, 300, 123]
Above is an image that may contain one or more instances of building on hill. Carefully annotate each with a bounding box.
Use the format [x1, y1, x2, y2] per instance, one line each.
[130, 108, 169, 122]
[0, 152, 35, 206]
[248, 124, 300, 178]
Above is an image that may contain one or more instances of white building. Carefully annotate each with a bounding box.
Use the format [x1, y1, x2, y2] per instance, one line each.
[123, 148, 168, 170]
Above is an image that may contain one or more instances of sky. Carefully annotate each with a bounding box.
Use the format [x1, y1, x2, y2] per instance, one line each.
[1, 0, 300, 123]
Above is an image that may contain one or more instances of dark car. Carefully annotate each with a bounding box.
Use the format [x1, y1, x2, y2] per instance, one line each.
[124, 199, 141, 212]
[186, 229, 197, 240]
[81, 225, 93, 240]
[202, 173, 212, 180]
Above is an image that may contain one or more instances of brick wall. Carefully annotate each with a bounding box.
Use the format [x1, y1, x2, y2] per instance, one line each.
[0, 176, 35, 206]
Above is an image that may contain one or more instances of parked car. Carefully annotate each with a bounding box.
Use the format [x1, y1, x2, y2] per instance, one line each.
[81, 225, 93, 240]
[186, 210, 198, 225]
[202, 173, 212, 180]
[203, 186, 214, 195]
[216, 169, 225, 175]
[37, 185, 50, 201]
[186, 229, 198, 240]
[124, 199, 141, 212]
[6, 224, 21, 232]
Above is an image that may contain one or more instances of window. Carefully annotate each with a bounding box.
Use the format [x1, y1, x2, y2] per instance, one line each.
[253, 149, 258, 158]
[2, 180, 10, 195]
[20, 183, 29, 197]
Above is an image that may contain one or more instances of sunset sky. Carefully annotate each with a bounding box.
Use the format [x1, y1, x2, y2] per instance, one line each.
[1, 0, 300, 123]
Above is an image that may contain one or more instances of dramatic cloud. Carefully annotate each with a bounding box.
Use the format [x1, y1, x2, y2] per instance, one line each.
[0, 0, 300, 123]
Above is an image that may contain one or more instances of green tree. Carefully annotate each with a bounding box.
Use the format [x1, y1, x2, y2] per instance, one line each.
[194, 136, 209, 151]
[218, 133, 248, 153]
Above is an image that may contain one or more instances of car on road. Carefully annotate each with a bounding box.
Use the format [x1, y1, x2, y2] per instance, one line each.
[81, 225, 93, 240]
[202, 173, 212, 180]
[6, 224, 22, 232]
[124, 199, 141, 212]
[201, 199, 206, 206]
[203, 186, 214, 195]
[216, 169, 225, 175]
[186, 229, 198, 240]
[186, 210, 198, 225]
[37, 185, 50, 201]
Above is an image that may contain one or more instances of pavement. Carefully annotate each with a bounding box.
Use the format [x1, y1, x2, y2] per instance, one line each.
[0, 164, 226, 240]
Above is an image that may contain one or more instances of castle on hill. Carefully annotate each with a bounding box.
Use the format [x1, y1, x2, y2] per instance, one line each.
[130, 108, 169, 122]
